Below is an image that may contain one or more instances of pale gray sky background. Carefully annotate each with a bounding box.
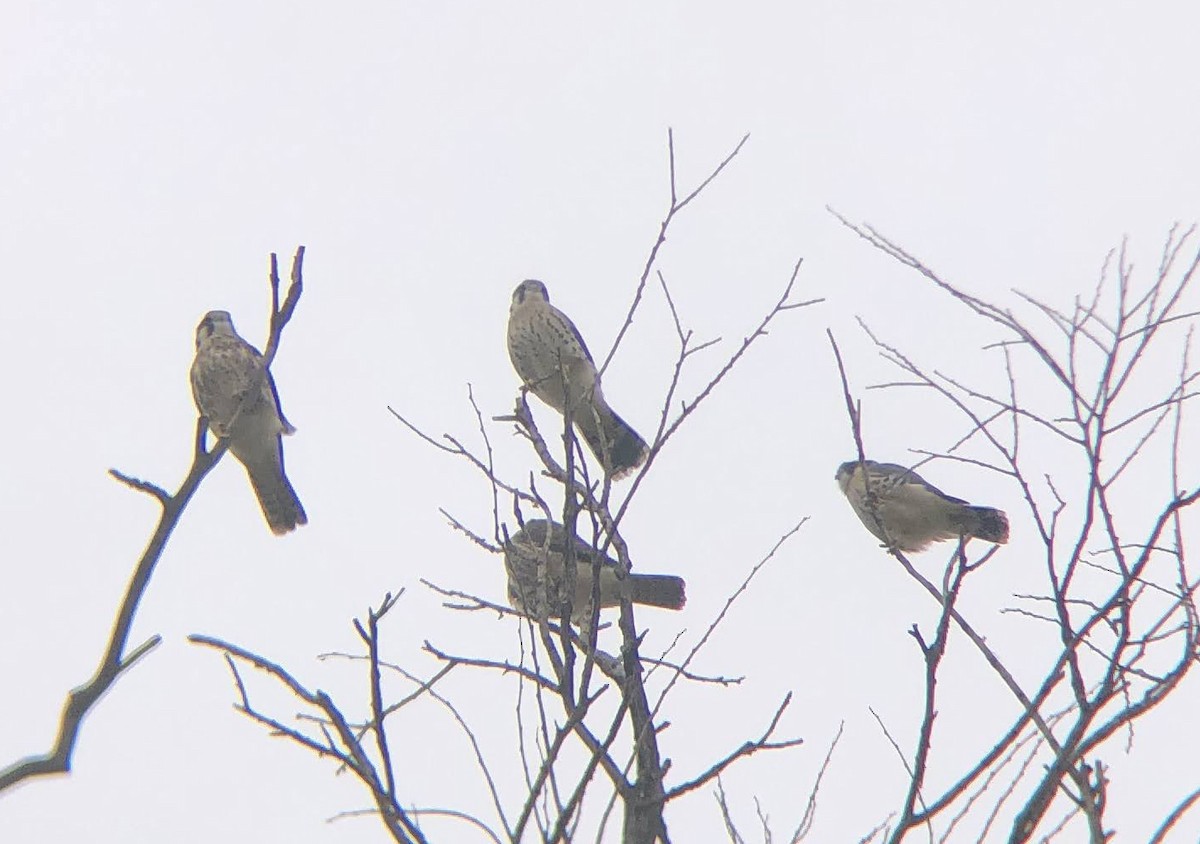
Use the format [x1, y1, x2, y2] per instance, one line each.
[3, 2, 1199, 841]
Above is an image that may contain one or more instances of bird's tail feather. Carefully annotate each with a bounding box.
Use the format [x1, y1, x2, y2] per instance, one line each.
[577, 405, 649, 480]
[971, 507, 1009, 544]
[245, 461, 308, 536]
[628, 574, 686, 610]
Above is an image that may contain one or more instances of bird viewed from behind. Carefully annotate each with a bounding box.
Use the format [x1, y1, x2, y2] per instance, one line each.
[504, 519, 686, 626]
[507, 279, 649, 480]
[190, 310, 307, 536]
[836, 459, 1008, 553]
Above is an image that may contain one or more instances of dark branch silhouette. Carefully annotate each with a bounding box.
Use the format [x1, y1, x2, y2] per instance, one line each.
[0, 247, 305, 793]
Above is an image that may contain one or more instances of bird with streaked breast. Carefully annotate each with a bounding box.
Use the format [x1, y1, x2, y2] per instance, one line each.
[190, 310, 307, 536]
[504, 519, 686, 626]
[506, 279, 649, 480]
[836, 459, 1008, 553]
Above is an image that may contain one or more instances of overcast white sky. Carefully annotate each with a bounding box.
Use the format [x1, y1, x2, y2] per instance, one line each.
[3, 2, 1199, 841]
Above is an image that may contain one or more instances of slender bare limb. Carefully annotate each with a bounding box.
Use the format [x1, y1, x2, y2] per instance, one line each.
[0, 248, 305, 793]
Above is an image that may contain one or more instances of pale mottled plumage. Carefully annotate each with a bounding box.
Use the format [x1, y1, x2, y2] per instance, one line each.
[507, 280, 648, 479]
[504, 519, 685, 626]
[836, 459, 1008, 553]
[190, 310, 307, 535]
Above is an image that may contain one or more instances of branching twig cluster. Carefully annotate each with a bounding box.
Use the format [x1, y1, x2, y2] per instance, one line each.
[414, 131, 816, 843]
[828, 216, 1200, 843]
[190, 594, 462, 844]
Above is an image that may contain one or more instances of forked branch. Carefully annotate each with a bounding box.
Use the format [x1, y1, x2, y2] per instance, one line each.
[0, 247, 305, 793]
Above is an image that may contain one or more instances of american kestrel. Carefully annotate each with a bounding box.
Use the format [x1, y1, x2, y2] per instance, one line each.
[836, 459, 1009, 553]
[507, 280, 649, 480]
[504, 519, 686, 625]
[190, 310, 307, 535]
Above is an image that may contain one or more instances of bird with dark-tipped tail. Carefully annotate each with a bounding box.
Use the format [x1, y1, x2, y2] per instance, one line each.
[190, 310, 307, 536]
[504, 519, 685, 625]
[507, 280, 649, 480]
[836, 459, 1008, 553]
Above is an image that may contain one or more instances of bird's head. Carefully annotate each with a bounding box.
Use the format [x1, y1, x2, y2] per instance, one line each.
[195, 310, 236, 347]
[835, 459, 872, 494]
[509, 518, 559, 550]
[511, 279, 550, 308]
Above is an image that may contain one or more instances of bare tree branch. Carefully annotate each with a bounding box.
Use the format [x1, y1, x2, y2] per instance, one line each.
[0, 247, 305, 793]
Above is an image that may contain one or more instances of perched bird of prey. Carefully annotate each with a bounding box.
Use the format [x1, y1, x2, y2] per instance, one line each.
[836, 459, 1008, 553]
[504, 519, 686, 626]
[507, 280, 649, 480]
[190, 310, 307, 535]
